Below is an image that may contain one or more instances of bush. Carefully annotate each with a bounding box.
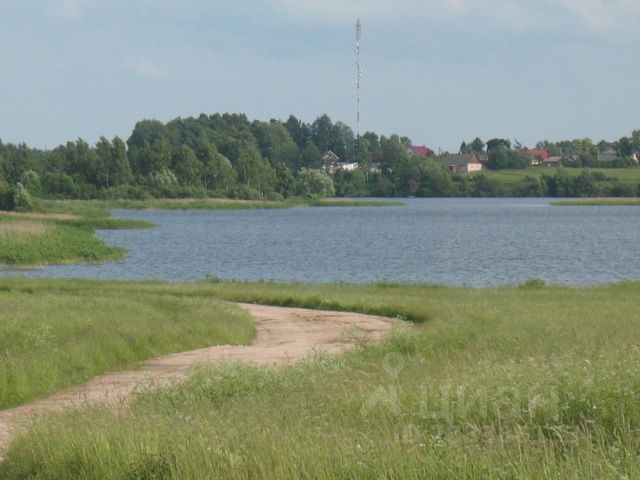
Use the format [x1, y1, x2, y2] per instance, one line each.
[226, 185, 263, 200]
[176, 185, 209, 199]
[266, 191, 284, 201]
[43, 172, 80, 198]
[20, 170, 42, 197]
[146, 169, 179, 197]
[296, 168, 335, 198]
[13, 183, 34, 212]
[519, 278, 546, 289]
[0, 179, 15, 210]
[98, 185, 153, 201]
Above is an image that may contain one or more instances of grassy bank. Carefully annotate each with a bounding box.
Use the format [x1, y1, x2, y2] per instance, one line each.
[2, 197, 400, 267]
[0, 211, 153, 266]
[39, 197, 403, 214]
[2, 279, 640, 478]
[0, 278, 254, 409]
[552, 197, 640, 206]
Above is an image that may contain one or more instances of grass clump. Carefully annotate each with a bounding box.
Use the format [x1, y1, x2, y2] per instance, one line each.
[0, 278, 254, 409]
[2, 280, 640, 478]
[0, 210, 153, 266]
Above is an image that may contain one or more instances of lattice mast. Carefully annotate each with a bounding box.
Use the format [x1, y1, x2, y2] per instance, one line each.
[355, 18, 362, 139]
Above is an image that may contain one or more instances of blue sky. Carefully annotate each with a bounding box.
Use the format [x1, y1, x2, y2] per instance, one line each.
[1, 0, 639, 151]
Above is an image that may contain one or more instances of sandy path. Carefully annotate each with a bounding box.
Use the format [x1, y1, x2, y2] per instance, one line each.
[0, 303, 395, 459]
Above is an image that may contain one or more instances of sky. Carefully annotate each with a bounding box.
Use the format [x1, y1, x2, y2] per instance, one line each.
[1, 0, 639, 151]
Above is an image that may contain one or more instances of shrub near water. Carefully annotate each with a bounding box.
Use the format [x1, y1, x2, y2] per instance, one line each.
[3, 280, 640, 479]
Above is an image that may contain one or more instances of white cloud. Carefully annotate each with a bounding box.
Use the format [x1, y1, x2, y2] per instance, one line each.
[559, 0, 640, 32]
[133, 60, 166, 79]
[272, 0, 394, 21]
[48, 0, 91, 23]
[270, 0, 640, 36]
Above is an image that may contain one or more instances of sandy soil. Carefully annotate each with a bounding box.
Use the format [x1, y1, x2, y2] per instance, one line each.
[0, 303, 395, 459]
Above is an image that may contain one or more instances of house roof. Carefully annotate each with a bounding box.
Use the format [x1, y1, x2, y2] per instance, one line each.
[408, 146, 432, 156]
[542, 156, 563, 163]
[598, 149, 619, 162]
[525, 149, 550, 160]
[441, 153, 481, 167]
[322, 150, 340, 161]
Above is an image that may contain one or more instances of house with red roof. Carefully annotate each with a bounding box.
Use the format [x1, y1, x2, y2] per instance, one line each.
[407, 146, 432, 157]
[524, 149, 550, 166]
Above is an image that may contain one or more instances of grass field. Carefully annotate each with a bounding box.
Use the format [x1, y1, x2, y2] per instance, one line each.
[0, 278, 254, 409]
[484, 167, 640, 186]
[2, 279, 640, 478]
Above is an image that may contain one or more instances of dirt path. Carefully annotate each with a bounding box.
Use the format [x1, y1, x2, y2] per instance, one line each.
[0, 304, 395, 459]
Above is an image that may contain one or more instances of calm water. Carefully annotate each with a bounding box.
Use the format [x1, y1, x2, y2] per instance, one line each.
[4, 198, 640, 286]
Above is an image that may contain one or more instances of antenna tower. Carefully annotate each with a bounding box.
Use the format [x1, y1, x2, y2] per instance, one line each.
[355, 18, 362, 139]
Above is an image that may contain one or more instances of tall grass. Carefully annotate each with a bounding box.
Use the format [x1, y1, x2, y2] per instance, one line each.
[2, 279, 640, 478]
[0, 279, 254, 409]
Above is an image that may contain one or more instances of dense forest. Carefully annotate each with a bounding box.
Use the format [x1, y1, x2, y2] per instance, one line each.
[1, 112, 639, 210]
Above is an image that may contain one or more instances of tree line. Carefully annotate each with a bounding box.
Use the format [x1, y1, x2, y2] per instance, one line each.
[1, 112, 639, 210]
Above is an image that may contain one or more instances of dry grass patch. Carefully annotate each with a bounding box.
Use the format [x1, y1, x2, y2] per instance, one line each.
[0, 221, 49, 235]
[0, 210, 78, 220]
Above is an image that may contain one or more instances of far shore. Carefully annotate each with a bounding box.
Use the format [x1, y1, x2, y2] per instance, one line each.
[551, 197, 640, 206]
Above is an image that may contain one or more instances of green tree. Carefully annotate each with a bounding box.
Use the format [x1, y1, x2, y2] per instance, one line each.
[311, 114, 334, 153]
[518, 176, 548, 197]
[296, 168, 335, 198]
[95, 136, 133, 189]
[234, 144, 275, 196]
[195, 141, 237, 191]
[470, 137, 485, 154]
[172, 145, 203, 186]
[20, 170, 42, 197]
[300, 142, 323, 169]
[273, 161, 296, 197]
[13, 183, 33, 212]
[416, 159, 453, 196]
[487, 145, 510, 170]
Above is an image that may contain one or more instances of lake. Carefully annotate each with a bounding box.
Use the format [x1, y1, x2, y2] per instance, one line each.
[4, 198, 640, 286]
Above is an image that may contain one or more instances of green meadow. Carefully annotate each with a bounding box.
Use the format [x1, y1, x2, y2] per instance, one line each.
[484, 167, 640, 187]
[1, 279, 640, 479]
[0, 278, 254, 409]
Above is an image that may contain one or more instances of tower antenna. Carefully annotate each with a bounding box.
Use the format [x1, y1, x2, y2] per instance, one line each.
[355, 18, 362, 139]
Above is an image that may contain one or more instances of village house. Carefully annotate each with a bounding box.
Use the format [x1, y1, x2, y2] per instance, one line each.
[336, 162, 359, 172]
[539, 156, 563, 167]
[407, 145, 432, 157]
[597, 148, 619, 163]
[322, 151, 340, 174]
[369, 161, 382, 173]
[524, 149, 550, 166]
[440, 153, 483, 173]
